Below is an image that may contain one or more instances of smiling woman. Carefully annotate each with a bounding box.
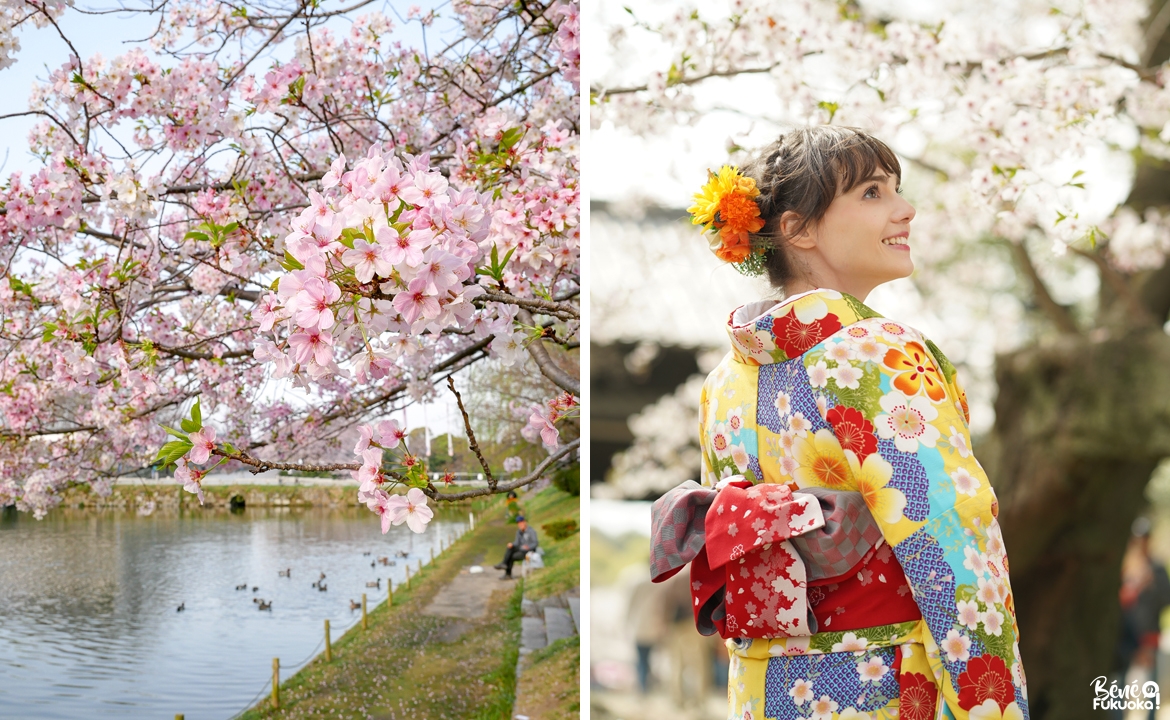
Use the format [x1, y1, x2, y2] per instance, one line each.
[650, 126, 1030, 720]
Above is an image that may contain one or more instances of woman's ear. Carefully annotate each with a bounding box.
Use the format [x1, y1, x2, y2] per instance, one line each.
[779, 210, 816, 249]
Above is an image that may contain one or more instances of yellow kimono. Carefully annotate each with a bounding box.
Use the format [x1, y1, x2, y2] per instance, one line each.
[699, 288, 1028, 720]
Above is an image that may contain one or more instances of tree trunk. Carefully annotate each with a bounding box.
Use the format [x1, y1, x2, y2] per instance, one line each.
[981, 328, 1170, 718]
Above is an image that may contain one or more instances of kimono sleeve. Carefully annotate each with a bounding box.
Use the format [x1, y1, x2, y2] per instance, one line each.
[813, 324, 1029, 720]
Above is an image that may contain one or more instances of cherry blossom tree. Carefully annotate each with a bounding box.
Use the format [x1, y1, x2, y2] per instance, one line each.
[594, 1, 1170, 717]
[0, 0, 580, 527]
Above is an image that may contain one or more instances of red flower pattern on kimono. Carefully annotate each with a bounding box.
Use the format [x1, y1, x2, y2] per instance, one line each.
[883, 341, 947, 402]
[825, 405, 878, 461]
[957, 655, 1015, 711]
[898, 672, 938, 720]
[772, 312, 843, 358]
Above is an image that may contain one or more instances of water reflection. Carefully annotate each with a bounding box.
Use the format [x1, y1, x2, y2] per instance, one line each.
[0, 504, 467, 719]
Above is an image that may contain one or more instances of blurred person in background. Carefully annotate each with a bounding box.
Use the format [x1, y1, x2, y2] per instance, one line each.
[627, 575, 670, 694]
[1112, 516, 1170, 720]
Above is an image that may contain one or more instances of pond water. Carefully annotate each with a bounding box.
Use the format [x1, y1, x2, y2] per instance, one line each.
[0, 503, 469, 719]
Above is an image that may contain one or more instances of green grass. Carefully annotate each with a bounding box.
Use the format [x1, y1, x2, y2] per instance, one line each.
[520, 488, 581, 601]
[235, 486, 581, 720]
[510, 487, 581, 720]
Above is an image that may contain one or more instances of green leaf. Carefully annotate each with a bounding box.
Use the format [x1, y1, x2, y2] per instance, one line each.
[184, 231, 210, 243]
[160, 425, 189, 441]
[499, 127, 524, 151]
[155, 440, 193, 468]
[191, 398, 201, 427]
[222, 442, 238, 455]
[339, 227, 364, 249]
[180, 417, 199, 433]
[280, 250, 304, 271]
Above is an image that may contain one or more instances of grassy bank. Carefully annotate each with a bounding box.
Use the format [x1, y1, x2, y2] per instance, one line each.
[55, 482, 495, 511]
[237, 485, 579, 720]
[512, 488, 582, 720]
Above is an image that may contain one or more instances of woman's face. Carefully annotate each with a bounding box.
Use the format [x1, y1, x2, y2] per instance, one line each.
[788, 170, 916, 299]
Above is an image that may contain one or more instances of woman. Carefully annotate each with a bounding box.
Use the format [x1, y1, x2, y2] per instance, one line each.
[689, 127, 1028, 720]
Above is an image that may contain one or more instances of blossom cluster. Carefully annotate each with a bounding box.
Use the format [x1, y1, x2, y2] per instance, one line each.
[0, 0, 579, 519]
[521, 391, 580, 450]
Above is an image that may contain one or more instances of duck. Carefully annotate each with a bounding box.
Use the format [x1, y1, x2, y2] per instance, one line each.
[258, 600, 272, 611]
[317, 583, 327, 592]
[251, 586, 259, 593]
[394, 550, 409, 558]
[176, 602, 185, 612]
[377, 556, 390, 565]
[235, 584, 247, 591]
[365, 579, 380, 588]
[311, 581, 319, 589]
[253, 598, 260, 604]
[278, 568, 290, 577]
[318, 571, 326, 581]
[349, 599, 360, 610]
[362, 551, 372, 556]
[370, 560, 376, 568]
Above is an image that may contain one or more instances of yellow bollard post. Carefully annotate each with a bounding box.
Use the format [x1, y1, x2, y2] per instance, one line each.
[405, 565, 411, 589]
[430, 547, 434, 564]
[417, 559, 422, 576]
[176, 715, 185, 720]
[324, 619, 332, 662]
[271, 657, 280, 709]
[361, 593, 368, 630]
[388, 580, 393, 607]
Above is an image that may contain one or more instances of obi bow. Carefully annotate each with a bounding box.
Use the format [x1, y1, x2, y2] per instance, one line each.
[650, 478, 884, 639]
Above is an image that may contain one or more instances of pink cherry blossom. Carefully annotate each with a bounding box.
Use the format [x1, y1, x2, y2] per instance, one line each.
[294, 277, 342, 330]
[386, 487, 433, 533]
[188, 427, 217, 464]
[343, 239, 393, 283]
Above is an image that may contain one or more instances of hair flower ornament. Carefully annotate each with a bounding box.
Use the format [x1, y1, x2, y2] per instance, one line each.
[688, 165, 768, 275]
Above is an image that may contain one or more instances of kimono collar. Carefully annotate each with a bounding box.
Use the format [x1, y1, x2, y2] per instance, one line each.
[726, 288, 883, 366]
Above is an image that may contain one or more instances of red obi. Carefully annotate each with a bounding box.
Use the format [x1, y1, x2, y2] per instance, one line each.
[687, 480, 921, 639]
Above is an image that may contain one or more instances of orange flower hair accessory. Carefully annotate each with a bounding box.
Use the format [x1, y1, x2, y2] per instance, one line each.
[687, 165, 767, 274]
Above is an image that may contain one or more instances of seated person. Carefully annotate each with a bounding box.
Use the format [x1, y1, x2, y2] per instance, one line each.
[494, 515, 538, 580]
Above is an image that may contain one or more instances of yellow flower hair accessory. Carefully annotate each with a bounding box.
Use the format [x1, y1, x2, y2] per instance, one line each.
[687, 165, 767, 274]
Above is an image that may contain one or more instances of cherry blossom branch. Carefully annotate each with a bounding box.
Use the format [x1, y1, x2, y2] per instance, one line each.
[517, 308, 579, 394]
[480, 291, 579, 319]
[1005, 239, 1080, 335]
[425, 438, 579, 500]
[446, 375, 496, 491]
[1069, 246, 1155, 326]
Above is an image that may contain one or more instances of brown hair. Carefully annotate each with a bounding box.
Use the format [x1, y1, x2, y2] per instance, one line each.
[741, 126, 902, 290]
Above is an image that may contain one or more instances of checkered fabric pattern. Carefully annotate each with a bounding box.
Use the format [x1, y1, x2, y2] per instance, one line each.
[789, 487, 884, 582]
[649, 480, 715, 582]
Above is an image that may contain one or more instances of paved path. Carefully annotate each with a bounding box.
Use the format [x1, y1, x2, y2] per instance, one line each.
[424, 554, 512, 620]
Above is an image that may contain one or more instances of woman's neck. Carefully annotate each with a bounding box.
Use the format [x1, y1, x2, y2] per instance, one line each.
[784, 277, 872, 302]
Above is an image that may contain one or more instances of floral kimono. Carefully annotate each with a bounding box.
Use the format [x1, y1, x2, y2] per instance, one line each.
[699, 288, 1028, 720]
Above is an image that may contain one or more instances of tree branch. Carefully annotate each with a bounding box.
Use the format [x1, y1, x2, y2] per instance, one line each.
[426, 438, 579, 501]
[517, 308, 579, 394]
[1069, 246, 1155, 327]
[446, 375, 495, 490]
[480, 291, 579, 319]
[1006, 240, 1080, 334]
